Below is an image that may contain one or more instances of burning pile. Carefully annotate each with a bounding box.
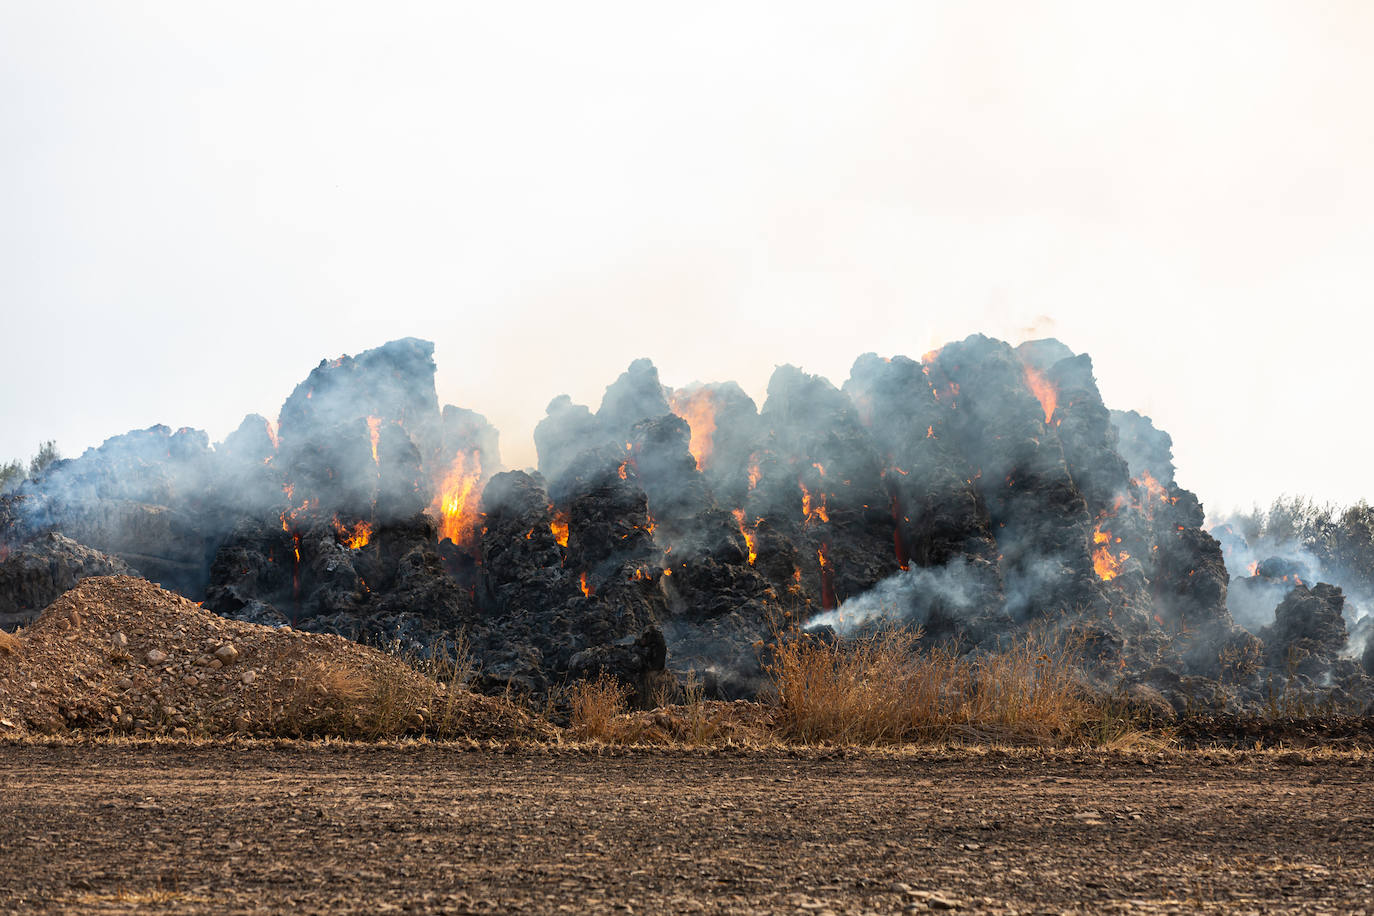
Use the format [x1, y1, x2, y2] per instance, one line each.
[2, 335, 1371, 715]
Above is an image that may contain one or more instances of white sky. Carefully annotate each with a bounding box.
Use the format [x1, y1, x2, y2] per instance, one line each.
[2, 1, 1372, 517]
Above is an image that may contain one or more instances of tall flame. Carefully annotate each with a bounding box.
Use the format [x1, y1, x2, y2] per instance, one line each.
[817, 544, 837, 610]
[800, 482, 830, 524]
[550, 508, 570, 547]
[1092, 524, 1129, 581]
[431, 450, 484, 548]
[367, 416, 382, 466]
[732, 508, 758, 565]
[579, 571, 593, 598]
[668, 388, 719, 471]
[747, 456, 763, 491]
[1022, 365, 1058, 424]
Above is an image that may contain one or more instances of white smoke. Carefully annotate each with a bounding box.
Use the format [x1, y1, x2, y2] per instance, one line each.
[805, 558, 982, 634]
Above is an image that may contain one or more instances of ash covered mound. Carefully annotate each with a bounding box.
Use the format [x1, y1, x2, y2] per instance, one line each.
[0, 576, 546, 740]
[1, 334, 1372, 717]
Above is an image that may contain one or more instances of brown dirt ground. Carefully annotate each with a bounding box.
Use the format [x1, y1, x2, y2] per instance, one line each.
[0, 577, 544, 741]
[0, 742, 1370, 914]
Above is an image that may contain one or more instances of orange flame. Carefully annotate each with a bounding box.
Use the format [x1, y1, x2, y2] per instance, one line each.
[747, 458, 763, 491]
[668, 388, 719, 471]
[334, 517, 372, 550]
[579, 571, 593, 598]
[1022, 365, 1058, 424]
[265, 418, 281, 451]
[1246, 561, 1259, 576]
[817, 544, 836, 610]
[926, 425, 935, 439]
[367, 416, 382, 466]
[617, 461, 629, 481]
[800, 482, 829, 524]
[1092, 523, 1129, 581]
[1135, 471, 1176, 505]
[550, 509, 570, 547]
[732, 508, 758, 565]
[431, 450, 484, 548]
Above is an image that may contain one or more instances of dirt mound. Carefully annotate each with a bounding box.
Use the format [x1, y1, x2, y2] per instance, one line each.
[0, 576, 548, 740]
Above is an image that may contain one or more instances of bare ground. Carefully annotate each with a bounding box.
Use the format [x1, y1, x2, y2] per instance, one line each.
[0, 743, 1371, 914]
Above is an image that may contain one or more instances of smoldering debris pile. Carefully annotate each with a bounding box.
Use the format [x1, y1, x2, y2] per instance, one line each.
[2, 335, 1372, 716]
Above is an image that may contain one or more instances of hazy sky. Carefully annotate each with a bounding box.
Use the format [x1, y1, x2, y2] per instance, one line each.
[3, 2, 1371, 517]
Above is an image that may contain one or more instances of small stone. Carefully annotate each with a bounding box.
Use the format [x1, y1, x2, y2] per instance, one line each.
[115, 677, 134, 691]
[145, 649, 167, 665]
[209, 659, 223, 670]
[240, 670, 256, 686]
[927, 895, 961, 910]
[172, 727, 188, 738]
[113, 632, 128, 647]
[214, 644, 239, 664]
[182, 675, 199, 687]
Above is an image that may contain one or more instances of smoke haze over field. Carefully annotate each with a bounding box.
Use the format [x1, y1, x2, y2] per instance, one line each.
[3, 2, 1374, 514]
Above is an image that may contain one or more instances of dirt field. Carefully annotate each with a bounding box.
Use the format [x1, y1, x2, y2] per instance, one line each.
[0, 743, 1370, 914]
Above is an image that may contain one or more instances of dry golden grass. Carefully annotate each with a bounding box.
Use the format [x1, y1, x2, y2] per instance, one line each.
[568, 673, 631, 740]
[0, 628, 21, 656]
[764, 625, 1122, 746]
[260, 648, 548, 741]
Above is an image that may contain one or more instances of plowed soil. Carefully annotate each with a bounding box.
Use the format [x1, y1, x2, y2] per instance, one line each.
[1, 743, 1370, 914]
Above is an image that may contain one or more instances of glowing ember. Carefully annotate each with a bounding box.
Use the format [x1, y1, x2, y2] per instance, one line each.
[617, 461, 629, 481]
[367, 416, 382, 466]
[1022, 364, 1058, 424]
[668, 388, 719, 471]
[334, 517, 372, 550]
[732, 508, 758, 565]
[431, 450, 484, 548]
[550, 509, 570, 547]
[747, 458, 763, 491]
[817, 544, 837, 610]
[926, 425, 935, 438]
[579, 571, 594, 598]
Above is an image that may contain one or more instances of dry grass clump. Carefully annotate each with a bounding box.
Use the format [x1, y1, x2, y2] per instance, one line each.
[0, 628, 21, 656]
[567, 673, 772, 746]
[568, 673, 632, 741]
[264, 650, 543, 741]
[765, 625, 1117, 746]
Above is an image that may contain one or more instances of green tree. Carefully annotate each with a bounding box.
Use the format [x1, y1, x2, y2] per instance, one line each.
[27, 440, 59, 479]
[0, 459, 22, 493]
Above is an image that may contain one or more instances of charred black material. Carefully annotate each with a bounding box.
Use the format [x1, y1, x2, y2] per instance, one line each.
[2, 333, 1371, 714]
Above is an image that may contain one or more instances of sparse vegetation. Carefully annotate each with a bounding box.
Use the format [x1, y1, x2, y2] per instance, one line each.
[263, 652, 535, 741]
[568, 673, 632, 741]
[763, 625, 1121, 746]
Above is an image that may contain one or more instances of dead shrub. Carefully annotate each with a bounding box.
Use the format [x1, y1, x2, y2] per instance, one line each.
[569, 673, 631, 740]
[765, 624, 1113, 745]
